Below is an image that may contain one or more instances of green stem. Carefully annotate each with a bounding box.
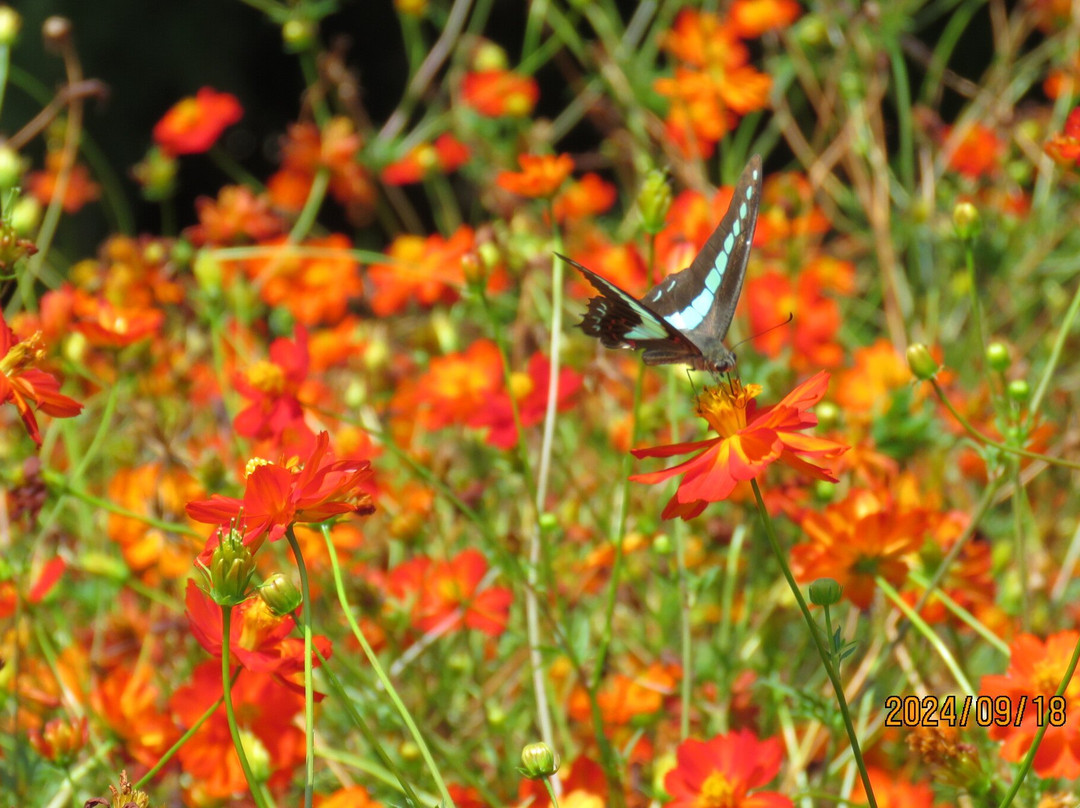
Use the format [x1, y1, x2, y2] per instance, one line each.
[286, 528, 316, 808]
[287, 166, 331, 243]
[220, 607, 270, 808]
[320, 524, 456, 808]
[749, 479, 877, 808]
[135, 682, 232, 788]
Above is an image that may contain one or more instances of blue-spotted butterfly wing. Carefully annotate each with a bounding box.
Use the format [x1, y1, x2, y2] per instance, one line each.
[640, 155, 762, 372]
[561, 155, 762, 374]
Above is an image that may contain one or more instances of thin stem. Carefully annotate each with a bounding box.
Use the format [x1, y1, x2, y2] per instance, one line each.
[286, 528, 316, 808]
[749, 479, 877, 808]
[221, 607, 271, 808]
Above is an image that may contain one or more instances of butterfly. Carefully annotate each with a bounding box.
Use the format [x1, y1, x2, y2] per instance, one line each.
[557, 155, 762, 375]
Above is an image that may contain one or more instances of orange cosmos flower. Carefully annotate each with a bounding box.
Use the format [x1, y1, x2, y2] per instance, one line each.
[70, 292, 164, 347]
[186, 184, 285, 246]
[945, 122, 1004, 179]
[1045, 107, 1080, 165]
[153, 87, 242, 156]
[665, 729, 792, 808]
[269, 118, 376, 222]
[553, 173, 617, 222]
[243, 234, 361, 325]
[730, 0, 802, 37]
[368, 226, 479, 316]
[91, 666, 180, 769]
[496, 153, 574, 198]
[631, 372, 847, 520]
[850, 766, 936, 807]
[791, 485, 929, 608]
[654, 11, 772, 157]
[381, 133, 470, 185]
[107, 463, 204, 583]
[171, 661, 305, 798]
[568, 662, 678, 726]
[0, 314, 83, 446]
[461, 68, 539, 117]
[404, 339, 503, 430]
[980, 631, 1080, 779]
[386, 549, 513, 637]
[319, 785, 383, 808]
[26, 151, 100, 213]
[186, 431, 374, 555]
[469, 351, 582, 449]
[832, 338, 914, 420]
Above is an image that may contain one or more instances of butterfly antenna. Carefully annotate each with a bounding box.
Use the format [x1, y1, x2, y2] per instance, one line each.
[730, 312, 795, 354]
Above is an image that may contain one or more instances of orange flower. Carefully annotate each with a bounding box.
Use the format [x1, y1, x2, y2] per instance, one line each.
[832, 339, 912, 419]
[566, 241, 648, 300]
[382, 133, 470, 184]
[91, 666, 179, 769]
[850, 766, 936, 807]
[186, 184, 285, 246]
[368, 226, 487, 316]
[461, 68, 539, 117]
[270, 118, 376, 222]
[945, 122, 1004, 179]
[791, 486, 928, 608]
[631, 372, 847, 520]
[1045, 107, 1080, 165]
[496, 153, 574, 198]
[152, 87, 242, 156]
[568, 662, 678, 725]
[664, 729, 792, 808]
[107, 463, 204, 583]
[730, 0, 802, 37]
[553, 173, 617, 222]
[387, 549, 513, 637]
[171, 661, 305, 798]
[318, 785, 382, 808]
[403, 338, 504, 430]
[980, 631, 1080, 778]
[26, 152, 100, 213]
[0, 314, 83, 445]
[243, 234, 362, 325]
[70, 292, 164, 347]
[654, 11, 772, 157]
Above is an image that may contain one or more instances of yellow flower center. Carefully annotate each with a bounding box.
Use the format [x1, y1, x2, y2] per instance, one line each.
[1032, 659, 1065, 694]
[697, 771, 738, 808]
[509, 370, 533, 401]
[173, 97, 202, 129]
[0, 331, 45, 376]
[246, 359, 285, 395]
[695, 380, 761, 436]
[244, 457, 271, 478]
[415, 143, 439, 171]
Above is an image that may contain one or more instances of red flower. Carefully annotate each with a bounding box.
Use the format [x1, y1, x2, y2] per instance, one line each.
[185, 580, 331, 692]
[186, 431, 374, 555]
[980, 631, 1080, 778]
[387, 549, 513, 637]
[631, 373, 848, 519]
[153, 87, 243, 156]
[382, 133, 471, 185]
[496, 153, 574, 199]
[469, 352, 582, 449]
[1045, 107, 1080, 165]
[665, 729, 792, 808]
[26, 152, 100, 213]
[461, 69, 539, 117]
[0, 315, 83, 446]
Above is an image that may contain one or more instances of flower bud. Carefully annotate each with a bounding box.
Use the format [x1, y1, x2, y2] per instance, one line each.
[809, 577, 843, 606]
[907, 343, 939, 380]
[795, 14, 828, 49]
[1007, 379, 1030, 404]
[0, 6, 22, 46]
[0, 146, 23, 189]
[41, 16, 71, 53]
[952, 201, 980, 240]
[638, 169, 672, 235]
[519, 742, 560, 779]
[11, 196, 41, 237]
[29, 716, 87, 765]
[205, 526, 256, 606]
[131, 147, 177, 202]
[259, 573, 302, 616]
[985, 342, 1010, 372]
[282, 18, 317, 52]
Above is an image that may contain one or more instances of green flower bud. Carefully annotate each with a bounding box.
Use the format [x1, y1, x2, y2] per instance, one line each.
[538, 511, 558, 532]
[985, 342, 1010, 372]
[519, 742, 560, 779]
[814, 400, 840, 430]
[282, 18, 317, 53]
[0, 146, 23, 189]
[259, 573, 302, 616]
[652, 533, 673, 555]
[0, 6, 22, 47]
[952, 202, 980, 240]
[10, 196, 41, 237]
[205, 526, 256, 606]
[400, 740, 421, 761]
[638, 169, 672, 235]
[809, 577, 843, 606]
[131, 147, 177, 202]
[1007, 379, 1030, 404]
[486, 702, 507, 728]
[907, 343, 939, 380]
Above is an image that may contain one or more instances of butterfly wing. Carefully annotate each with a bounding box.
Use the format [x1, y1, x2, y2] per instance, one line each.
[558, 254, 705, 366]
[642, 155, 762, 364]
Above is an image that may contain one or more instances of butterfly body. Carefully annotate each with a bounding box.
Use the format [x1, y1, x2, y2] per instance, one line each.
[559, 155, 762, 375]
